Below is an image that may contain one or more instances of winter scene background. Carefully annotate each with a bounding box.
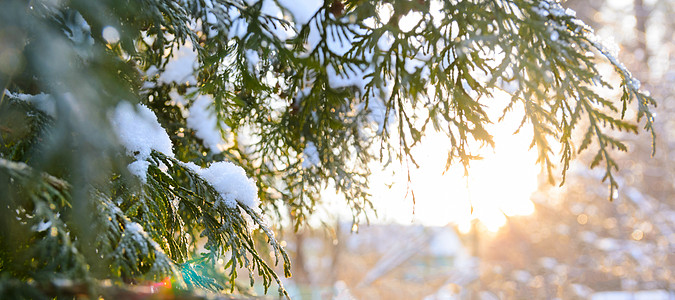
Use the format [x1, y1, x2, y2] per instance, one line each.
[0, 0, 673, 299]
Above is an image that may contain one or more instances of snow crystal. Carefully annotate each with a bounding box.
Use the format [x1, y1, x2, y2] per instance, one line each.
[302, 141, 320, 168]
[111, 101, 174, 181]
[277, 0, 322, 27]
[186, 95, 234, 154]
[158, 43, 198, 85]
[198, 161, 260, 210]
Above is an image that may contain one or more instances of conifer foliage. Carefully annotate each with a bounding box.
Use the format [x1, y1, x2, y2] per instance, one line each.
[0, 0, 654, 298]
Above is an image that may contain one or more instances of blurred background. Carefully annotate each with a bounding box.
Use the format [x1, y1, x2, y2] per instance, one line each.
[265, 0, 675, 299]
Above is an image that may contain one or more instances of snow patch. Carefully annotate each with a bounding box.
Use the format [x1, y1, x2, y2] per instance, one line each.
[64, 11, 94, 46]
[186, 95, 234, 154]
[198, 162, 260, 210]
[159, 43, 198, 85]
[33, 220, 52, 232]
[4, 91, 56, 117]
[127, 160, 151, 183]
[111, 101, 174, 181]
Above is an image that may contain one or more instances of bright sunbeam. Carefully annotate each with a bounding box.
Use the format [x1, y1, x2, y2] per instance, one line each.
[370, 90, 539, 232]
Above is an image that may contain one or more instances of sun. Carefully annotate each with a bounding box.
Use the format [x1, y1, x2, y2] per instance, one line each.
[369, 90, 540, 232]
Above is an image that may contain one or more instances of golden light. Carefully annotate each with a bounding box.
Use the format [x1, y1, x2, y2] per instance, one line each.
[370, 90, 540, 232]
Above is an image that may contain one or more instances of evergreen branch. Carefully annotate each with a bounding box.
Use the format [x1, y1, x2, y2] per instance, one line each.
[147, 151, 290, 298]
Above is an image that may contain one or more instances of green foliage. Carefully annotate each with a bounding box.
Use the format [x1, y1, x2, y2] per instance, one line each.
[0, 0, 654, 298]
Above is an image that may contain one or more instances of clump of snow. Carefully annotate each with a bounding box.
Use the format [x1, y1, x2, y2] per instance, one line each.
[532, 0, 573, 18]
[64, 11, 94, 46]
[127, 160, 151, 182]
[125, 222, 145, 235]
[112, 102, 174, 159]
[33, 220, 52, 232]
[111, 101, 174, 182]
[302, 141, 320, 168]
[227, 7, 249, 40]
[4, 91, 56, 117]
[158, 43, 198, 85]
[198, 162, 260, 210]
[168, 89, 190, 107]
[186, 95, 234, 154]
[110, 101, 261, 211]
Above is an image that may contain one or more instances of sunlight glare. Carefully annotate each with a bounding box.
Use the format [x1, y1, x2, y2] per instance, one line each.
[369, 90, 539, 232]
